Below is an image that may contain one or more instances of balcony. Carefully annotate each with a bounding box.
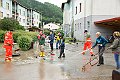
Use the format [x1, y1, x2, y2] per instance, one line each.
[12, 11, 19, 16]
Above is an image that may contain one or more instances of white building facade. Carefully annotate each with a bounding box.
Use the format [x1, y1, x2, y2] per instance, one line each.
[62, 0, 120, 41]
[17, 4, 27, 28]
[0, 0, 12, 19]
[33, 10, 40, 27]
[0, 0, 41, 29]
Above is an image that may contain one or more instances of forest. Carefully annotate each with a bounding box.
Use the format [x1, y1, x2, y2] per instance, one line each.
[17, 0, 63, 24]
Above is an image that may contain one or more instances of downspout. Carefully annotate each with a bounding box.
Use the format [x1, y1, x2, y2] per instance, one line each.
[91, 0, 93, 33]
[15, 2, 16, 20]
[40, 12, 42, 29]
[84, 0, 86, 41]
[71, 0, 74, 38]
[91, 0, 93, 42]
[31, 9, 32, 27]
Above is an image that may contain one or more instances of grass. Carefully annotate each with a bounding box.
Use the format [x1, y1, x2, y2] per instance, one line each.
[65, 38, 73, 44]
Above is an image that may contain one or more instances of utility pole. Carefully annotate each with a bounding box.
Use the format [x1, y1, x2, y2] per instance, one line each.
[41, 12, 42, 29]
[14, 1, 16, 20]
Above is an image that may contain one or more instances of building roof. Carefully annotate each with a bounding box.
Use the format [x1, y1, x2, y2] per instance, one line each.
[12, 0, 40, 14]
[94, 17, 120, 29]
[43, 23, 60, 30]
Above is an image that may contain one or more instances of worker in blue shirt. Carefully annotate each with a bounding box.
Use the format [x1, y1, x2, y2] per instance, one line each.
[49, 31, 54, 53]
[58, 38, 65, 58]
[92, 32, 108, 66]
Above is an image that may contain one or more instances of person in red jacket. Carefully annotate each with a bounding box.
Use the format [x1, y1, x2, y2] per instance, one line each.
[82, 29, 94, 56]
[3, 31, 14, 62]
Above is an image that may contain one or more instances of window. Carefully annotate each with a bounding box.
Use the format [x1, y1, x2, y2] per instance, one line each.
[87, 21, 90, 27]
[23, 11, 25, 16]
[19, 9, 21, 15]
[75, 24, 76, 31]
[80, 23, 81, 29]
[76, 6, 77, 14]
[0, 11, 3, 17]
[7, 14, 9, 17]
[19, 18, 21, 22]
[34, 14, 35, 18]
[23, 19, 25, 23]
[37, 15, 39, 19]
[80, 3, 82, 12]
[87, 21, 90, 30]
[0, 0, 2, 7]
[78, 23, 79, 30]
[6, 2, 9, 10]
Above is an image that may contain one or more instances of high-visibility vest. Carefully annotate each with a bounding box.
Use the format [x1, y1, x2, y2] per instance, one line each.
[56, 36, 60, 41]
[86, 38, 91, 42]
[3, 31, 13, 48]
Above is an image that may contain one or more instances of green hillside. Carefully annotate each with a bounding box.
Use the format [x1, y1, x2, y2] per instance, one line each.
[17, 0, 63, 24]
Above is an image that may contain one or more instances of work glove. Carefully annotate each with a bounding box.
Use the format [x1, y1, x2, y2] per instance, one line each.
[91, 54, 95, 56]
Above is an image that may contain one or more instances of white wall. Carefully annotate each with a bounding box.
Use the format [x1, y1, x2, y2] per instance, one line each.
[69, 1, 73, 24]
[33, 11, 40, 27]
[63, 3, 70, 25]
[0, 0, 12, 19]
[73, 0, 85, 21]
[92, 0, 120, 16]
[85, 0, 92, 17]
[17, 5, 27, 27]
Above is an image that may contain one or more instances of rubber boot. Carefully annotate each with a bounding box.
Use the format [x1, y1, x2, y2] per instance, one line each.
[40, 52, 42, 57]
[42, 52, 45, 57]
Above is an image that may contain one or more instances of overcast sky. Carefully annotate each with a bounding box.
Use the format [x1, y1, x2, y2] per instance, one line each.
[36, 0, 67, 7]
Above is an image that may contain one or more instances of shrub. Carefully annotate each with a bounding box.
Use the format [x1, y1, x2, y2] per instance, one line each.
[13, 31, 38, 43]
[13, 32, 22, 43]
[54, 29, 64, 37]
[17, 35, 32, 51]
[0, 30, 6, 42]
[0, 17, 25, 31]
[44, 29, 51, 36]
[0, 31, 38, 51]
[26, 32, 38, 42]
[65, 38, 74, 43]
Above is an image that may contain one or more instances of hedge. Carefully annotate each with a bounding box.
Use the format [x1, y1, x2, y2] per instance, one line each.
[17, 35, 32, 51]
[0, 30, 38, 43]
[0, 30, 38, 51]
[0, 30, 6, 42]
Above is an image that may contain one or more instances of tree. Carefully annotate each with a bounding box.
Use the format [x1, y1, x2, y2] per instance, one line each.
[0, 17, 25, 31]
[17, 0, 63, 24]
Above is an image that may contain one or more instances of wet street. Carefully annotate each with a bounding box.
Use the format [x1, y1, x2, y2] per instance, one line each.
[0, 42, 115, 80]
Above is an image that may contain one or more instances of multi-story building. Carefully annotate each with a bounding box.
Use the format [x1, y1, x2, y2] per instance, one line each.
[26, 9, 40, 28]
[27, 8, 32, 28]
[0, 0, 12, 19]
[62, 0, 120, 41]
[12, 0, 28, 29]
[33, 10, 40, 27]
[0, 0, 41, 29]
[62, 2, 71, 37]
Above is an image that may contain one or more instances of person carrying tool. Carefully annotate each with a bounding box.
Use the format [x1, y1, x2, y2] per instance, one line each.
[58, 38, 65, 58]
[3, 30, 14, 62]
[82, 29, 94, 56]
[92, 32, 108, 66]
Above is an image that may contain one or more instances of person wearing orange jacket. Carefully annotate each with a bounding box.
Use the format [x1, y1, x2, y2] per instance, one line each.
[3, 31, 14, 62]
[82, 29, 94, 56]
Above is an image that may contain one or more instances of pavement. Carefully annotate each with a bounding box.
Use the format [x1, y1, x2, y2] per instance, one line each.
[0, 42, 116, 80]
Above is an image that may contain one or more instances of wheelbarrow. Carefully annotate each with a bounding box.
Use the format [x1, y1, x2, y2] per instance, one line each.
[12, 43, 20, 57]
